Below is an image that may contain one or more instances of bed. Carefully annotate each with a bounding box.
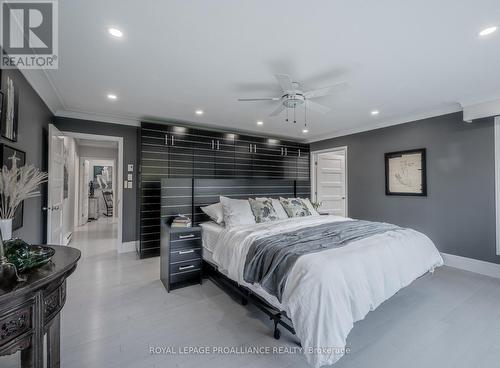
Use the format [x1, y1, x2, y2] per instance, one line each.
[161, 178, 444, 367]
[201, 216, 443, 367]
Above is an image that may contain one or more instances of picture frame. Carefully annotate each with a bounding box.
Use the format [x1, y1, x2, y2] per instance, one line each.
[385, 148, 427, 196]
[0, 73, 19, 142]
[0, 144, 26, 230]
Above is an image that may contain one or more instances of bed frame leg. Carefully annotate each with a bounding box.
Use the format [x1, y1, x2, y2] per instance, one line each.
[241, 296, 248, 306]
[271, 313, 281, 340]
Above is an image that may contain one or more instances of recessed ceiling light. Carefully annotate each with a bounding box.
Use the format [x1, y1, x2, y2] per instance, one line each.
[371, 110, 379, 116]
[108, 28, 123, 38]
[302, 128, 309, 134]
[256, 121, 264, 126]
[479, 26, 497, 37]
[195, 110, 204, 115]
[107, 94, 117, 100]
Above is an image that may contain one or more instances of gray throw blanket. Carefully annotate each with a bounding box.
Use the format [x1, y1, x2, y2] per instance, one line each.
[243, 220, 402, 302]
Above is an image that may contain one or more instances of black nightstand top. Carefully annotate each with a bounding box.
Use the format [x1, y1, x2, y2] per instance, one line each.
[166, 225, 202, 233]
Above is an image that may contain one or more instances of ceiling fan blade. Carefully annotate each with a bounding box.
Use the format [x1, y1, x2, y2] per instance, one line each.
[269, 104, 286, 117]
[275, 74, 295, 92]
[304, 82, 347, 99]
[306, 101, 331, 114]
[238, 98, 280, 101]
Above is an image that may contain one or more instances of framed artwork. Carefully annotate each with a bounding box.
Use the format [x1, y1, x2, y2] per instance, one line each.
[385, 148, 427, 196]
[0, 144, 26, 229]
[0, 74, 19, 142]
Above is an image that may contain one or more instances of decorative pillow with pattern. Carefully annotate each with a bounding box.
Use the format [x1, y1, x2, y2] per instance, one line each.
[249, 198, 279, 223]
[279, 197, 312, 218]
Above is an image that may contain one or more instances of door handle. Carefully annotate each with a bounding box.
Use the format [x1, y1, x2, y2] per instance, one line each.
[249, 144, 252, 152]
[281, 147, 283, 156]
[165, 134, 168, 146]
[171, 135, 174, 146]
[211, 140, 214, 150]
[253, 144, 257, 153]
[217, 141, 220, 150]
[285, 148, 287, 156]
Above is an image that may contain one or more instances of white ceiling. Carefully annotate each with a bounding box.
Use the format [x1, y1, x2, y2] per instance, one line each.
[26, 0, 500, 142]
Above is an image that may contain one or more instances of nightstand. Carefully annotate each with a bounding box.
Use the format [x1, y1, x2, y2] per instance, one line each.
[160, 223, 203, 292]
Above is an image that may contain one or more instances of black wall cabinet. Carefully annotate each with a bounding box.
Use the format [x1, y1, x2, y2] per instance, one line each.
[138, 122, 310, 258]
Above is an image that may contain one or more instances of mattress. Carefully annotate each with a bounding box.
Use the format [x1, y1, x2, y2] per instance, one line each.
[200, 221, 285, 311]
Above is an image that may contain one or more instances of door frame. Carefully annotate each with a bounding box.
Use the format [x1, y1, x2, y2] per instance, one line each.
[311, 146, 348, 216]
[62, 131, 124, 253]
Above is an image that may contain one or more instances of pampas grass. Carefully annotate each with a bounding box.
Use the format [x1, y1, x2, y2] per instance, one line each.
[0, 153, 47, 219]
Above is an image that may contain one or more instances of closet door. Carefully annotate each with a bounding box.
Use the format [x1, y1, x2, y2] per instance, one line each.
[253, 138, 284, 179]
[297, 144, 310, 181]
[234, 134, 255, 178]
[192, 129, 216, 178]
[214, 132, 236, 178]
[168, 126, 193, 177]
[140, 123, 169, 257]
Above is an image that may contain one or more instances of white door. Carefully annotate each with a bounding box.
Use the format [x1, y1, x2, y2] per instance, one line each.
[315, 150, 346, 216]
[47, 124, 65, 244]
[79, 159, 90, 225]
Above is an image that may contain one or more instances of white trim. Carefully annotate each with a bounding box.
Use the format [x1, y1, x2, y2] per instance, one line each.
[62, 131, 124, 253]
[56, 110, 140, 127]
[311, 146, 348, 217]
[119, 241, 137, 254]
[441, 252, 500, 279]
[462, 98, 500, 122]
[495, 117, 500, 255]
[306, 103, 462, 143]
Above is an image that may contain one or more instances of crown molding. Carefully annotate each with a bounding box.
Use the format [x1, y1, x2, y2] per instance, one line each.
[462, 98, 500, 122]
[55, 109, 140, 127]
[20, 69, 66, 114]
[305, 103, 463, 143]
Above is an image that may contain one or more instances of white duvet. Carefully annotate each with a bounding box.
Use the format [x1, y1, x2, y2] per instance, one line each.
[211, 215, 444, 367]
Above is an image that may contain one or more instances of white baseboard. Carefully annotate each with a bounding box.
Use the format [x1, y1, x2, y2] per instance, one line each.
[441, 252, 500, 279]
[118, 240, 137, 254]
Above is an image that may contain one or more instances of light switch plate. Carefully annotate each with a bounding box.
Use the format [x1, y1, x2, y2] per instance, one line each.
[127, 174, 133, 181]
[124, 180, 128, 189]
[128, 164, 134, 172]
[127, 181, 133, 189]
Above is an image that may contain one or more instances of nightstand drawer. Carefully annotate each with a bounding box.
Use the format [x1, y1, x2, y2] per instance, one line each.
[170, 259, 202, 275]
[170, 238, 201, 251]
[170, 247, 202, 263]
[171, 230, 201, 242]
[170, 269, 200, 285]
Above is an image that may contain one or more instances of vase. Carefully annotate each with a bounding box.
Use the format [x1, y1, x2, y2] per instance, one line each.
[0, 218, 13, 240]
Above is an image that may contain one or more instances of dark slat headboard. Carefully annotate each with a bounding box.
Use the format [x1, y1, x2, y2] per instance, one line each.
[161, 178, 310, 225]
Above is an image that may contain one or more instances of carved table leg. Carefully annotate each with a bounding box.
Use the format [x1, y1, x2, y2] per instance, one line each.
[46, 314, 60, 368]
[20, 346, 34, 368]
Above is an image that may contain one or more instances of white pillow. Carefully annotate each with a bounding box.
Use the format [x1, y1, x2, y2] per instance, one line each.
[299, 198, 320, 216]
[220, 196, 256, 228]
[200, 202, 224, 224]
[255, 197, 288, 219]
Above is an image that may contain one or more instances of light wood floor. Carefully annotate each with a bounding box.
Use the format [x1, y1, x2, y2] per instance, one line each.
[3, 220, 500, 367]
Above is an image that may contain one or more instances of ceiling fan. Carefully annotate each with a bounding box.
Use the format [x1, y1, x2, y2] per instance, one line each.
[238, 74, 346, 117]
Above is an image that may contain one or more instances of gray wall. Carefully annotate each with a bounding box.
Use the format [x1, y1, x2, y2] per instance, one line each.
[54, 117, 138, 242]
[311, 112, 499, 264]
[0, 69, 53, 244]
[79, 146, 118, 160]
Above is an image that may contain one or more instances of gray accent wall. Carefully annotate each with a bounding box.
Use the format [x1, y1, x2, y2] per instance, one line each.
[54, 117, 138, 242]
[311, 112, 499, 264]
[0, 69, 53, 244]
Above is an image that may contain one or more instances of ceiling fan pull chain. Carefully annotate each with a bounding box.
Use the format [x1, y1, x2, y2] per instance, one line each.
[293, 103, 296, 123]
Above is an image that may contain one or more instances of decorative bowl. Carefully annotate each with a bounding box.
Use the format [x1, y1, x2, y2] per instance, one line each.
[3, 239, 55, 273]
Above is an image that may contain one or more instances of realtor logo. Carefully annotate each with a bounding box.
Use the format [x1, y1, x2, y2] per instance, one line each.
[1, 0, 58, 69]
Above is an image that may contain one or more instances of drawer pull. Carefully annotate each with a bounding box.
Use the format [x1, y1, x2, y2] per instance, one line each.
[179, 265, 195, 271]
[178, 249, 195, 255]
[178, 234, 195, 239]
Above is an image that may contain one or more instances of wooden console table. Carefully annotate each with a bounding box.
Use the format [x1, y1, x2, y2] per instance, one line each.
[0, 245, 81, 368]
